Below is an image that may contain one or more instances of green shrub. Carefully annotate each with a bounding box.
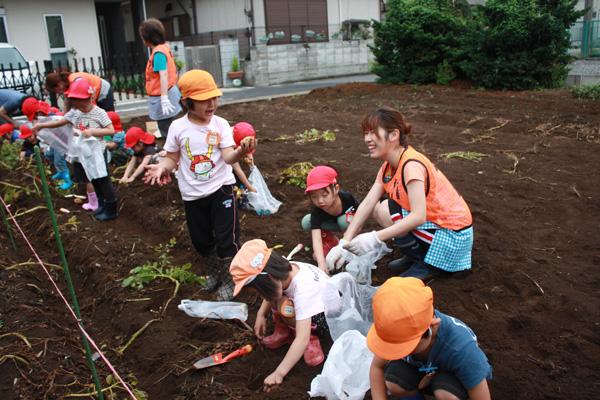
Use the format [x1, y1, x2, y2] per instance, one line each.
[371, 0, 467, 84]
[571, 83, 600, 100]
[458, 0, 583, 89]
[435, 59, 456, 85]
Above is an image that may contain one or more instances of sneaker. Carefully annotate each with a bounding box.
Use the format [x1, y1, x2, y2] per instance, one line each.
[400, 261, 440, 281]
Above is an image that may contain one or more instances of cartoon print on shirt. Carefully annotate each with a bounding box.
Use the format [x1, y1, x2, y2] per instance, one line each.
[185, 136, 216, 181]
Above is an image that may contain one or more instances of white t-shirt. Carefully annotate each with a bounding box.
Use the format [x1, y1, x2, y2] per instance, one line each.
[164, 114, 236, 201]
[284, 262, 331, 321]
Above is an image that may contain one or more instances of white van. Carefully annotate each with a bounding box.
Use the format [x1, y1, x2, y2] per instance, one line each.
[0, 43, 34, 93]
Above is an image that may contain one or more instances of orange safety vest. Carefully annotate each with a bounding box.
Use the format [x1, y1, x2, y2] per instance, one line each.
[69, 72, 102, 103]
[145, 43, 178, 96]
[380, 146, 472, 230]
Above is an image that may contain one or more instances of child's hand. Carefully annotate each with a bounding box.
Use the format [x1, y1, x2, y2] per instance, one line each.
[254, 314, 267, 339]
[143, 164, 170, 186]
[238, 136, 256, 155]
[81, 129, 93, 138]
[31, 124, 40, 133]
[119, 176, 131, 184]
[263, 370, 284, 392]
[318, 262, 329, 275]
[247, 184, 257, 193]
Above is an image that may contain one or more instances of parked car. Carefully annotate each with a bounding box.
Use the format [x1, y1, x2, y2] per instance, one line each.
[0, 43, 35, 93]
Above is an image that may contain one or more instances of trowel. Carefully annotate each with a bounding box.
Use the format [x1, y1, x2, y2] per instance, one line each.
[193, 344, 253, 370]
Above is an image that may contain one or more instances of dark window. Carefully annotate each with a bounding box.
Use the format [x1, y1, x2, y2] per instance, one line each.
[0, 17, 8, 43]
[264, 0, 328, 44]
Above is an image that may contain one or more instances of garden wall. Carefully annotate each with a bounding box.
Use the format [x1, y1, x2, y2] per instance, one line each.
[244, 39, 374, 86]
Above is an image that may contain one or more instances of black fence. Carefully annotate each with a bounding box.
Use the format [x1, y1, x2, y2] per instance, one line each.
[0, 55, 148, 107]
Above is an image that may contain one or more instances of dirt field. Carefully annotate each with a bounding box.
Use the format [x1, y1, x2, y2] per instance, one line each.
[1, 83, 599, 400]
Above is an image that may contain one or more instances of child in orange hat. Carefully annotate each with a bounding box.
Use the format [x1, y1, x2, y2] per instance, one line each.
[302, 165, 359, 273]
[120, 127, 162, 184]
[368, 277, 492, 400]
[230, 239, 333, 392]
[144, 69, 256, 300]
[32, 79, 118, 221]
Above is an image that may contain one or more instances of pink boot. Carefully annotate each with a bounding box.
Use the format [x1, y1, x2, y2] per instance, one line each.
[303, 335, 325, 367]
[82, 192, 98, 211]
[262, 313, 294, 350]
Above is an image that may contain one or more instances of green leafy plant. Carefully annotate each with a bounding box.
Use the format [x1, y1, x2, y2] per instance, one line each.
[0, 141, 22, 170]
[435, 60, 456, 85]
[571, 83, 600, 101]
[295, 128, 336, 144]
[174, 58, 185, 72]
[278, 162, 314, 189]
[231, 56, 240, 72]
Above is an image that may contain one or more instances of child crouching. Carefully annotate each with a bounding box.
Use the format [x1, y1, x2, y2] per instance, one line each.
[230, 239, 332, 392]
[120, 127, 162, 184]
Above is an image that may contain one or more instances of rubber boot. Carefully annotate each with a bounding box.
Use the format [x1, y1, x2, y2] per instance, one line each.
[82, 192, 98, 211]
[388, 255, 414, 274]
[201, 252, 222, 292]
[51, 170, 63, 180]
[93, 194, 106, 215]
[58, 171, 73, 190]
[321, 230, 340, 258]
[303, 335, 325, 367]
[215, 257, 234, 301]
[94, 200, 118, 221]
[262, 313, 294, 350]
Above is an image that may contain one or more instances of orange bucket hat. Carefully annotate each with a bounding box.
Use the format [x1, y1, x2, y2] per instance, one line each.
[229, 239, 272, 297]
[178, 69, 222, 101]
[367, 277, 434, 360]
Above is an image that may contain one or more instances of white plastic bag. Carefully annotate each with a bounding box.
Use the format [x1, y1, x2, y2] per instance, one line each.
[308, 330, 373, 400]
[345, 243, 392, 285]
[325, 272, 377, 340]
[246, 166, 282, 215]
[178, 299, 248, 321]
[75, 135, 107, 180]
[36, 116, 72, 157]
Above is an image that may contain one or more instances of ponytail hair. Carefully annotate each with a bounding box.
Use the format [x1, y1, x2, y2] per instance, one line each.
[361, 107, 412, 147]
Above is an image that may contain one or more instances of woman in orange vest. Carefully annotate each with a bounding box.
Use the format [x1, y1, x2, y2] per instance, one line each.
[45, 71, 114, 111]
[139, 18, 182, 139]
[326, 107, 473, 281]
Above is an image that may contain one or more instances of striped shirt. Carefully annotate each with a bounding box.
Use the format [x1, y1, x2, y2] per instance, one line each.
[64, 106, 112, 130]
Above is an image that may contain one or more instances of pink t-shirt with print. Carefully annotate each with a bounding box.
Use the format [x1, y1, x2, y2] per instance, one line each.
[164, 114, 236, 201]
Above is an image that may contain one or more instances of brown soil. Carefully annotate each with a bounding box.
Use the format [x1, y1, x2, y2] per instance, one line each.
[1, 83, 599, 400]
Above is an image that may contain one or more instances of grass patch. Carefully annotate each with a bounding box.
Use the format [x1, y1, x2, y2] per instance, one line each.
[278, 162, 314, 189]
[571, 83, 600, 101]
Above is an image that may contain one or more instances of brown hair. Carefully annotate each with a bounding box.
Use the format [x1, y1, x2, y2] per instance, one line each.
[139, 18, 166, 46]
[45, 71, 71, 91]
[361, 107, 412, 147]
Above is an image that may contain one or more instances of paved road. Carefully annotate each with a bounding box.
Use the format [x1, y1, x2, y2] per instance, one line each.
[115, 74, 377, 119]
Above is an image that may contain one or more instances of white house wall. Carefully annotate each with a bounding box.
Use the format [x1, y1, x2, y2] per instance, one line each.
[194, 0, 249, 32]
[327, 0, 380, 30]
[1, 0, 102, 68]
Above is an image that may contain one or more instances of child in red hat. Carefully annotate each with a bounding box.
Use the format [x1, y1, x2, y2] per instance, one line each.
[33, 79, 118, 221]
[120, 127, 162, 184]
[230, 239, 335, 392]
[144, 69, 256, 300]
[302, 165, 359, 273]
[18, 124, 38, 160]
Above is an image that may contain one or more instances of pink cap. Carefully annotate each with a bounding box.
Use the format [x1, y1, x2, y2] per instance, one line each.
[305, 165, 337, 193]
[65, 79, 93, 99]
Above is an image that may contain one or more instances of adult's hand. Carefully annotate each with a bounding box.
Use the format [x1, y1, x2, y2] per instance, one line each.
[344, 231, 384, 256]
[326, 239, 350, 271]
[160, 95, 176, 116]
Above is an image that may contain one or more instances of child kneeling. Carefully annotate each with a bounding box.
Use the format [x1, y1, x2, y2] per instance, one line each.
[230, 239, 331, 391]
[368, 277, 492, 400]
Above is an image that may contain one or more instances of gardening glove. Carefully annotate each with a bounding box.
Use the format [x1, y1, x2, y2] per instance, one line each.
[326, 239, 350, 272]
[160, 95, 176, 116]
[344, 231, 384, 256]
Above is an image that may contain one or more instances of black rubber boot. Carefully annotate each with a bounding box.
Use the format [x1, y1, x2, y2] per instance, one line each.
[201, 252, 222, 292]
[400, 260, 440, 282]
[93, 194, 105, 216]
[95, 200, 118, 221]
[215, 257, 234, 301]
[388, 255, 415, 274]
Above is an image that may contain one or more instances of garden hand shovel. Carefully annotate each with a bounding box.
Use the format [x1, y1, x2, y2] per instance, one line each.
[193, 344, 253, 370]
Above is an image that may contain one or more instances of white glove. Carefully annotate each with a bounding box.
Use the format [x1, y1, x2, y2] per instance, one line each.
[326, 239, 350, 272]
[344, 231, 384, 256]
[160, 95, 176, 116]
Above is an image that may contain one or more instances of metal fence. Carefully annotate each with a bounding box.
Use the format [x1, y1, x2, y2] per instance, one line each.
[570, 20, 600, 58]
[0, 56, 148, 107]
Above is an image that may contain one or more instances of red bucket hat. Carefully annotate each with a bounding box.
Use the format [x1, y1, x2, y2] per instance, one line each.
[107, 111, 123, 131]
[305, 165, 338, 193]
[125, 127, 155, 148]
[21, 97, 39, 121]
[19, 124, 33, 139]
[65, 79, 93, 99]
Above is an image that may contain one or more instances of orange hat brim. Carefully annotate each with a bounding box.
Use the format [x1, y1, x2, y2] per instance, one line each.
[366, 324, 422, 361]
[186, 88, 223, 101]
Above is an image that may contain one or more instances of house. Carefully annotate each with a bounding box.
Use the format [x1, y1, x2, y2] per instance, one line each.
[0, 0, 103, 70]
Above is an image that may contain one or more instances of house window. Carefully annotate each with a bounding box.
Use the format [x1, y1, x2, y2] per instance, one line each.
[44, 14, 68, 67]
[264, 0, 328, 44]
[0, 16, 8, 43]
